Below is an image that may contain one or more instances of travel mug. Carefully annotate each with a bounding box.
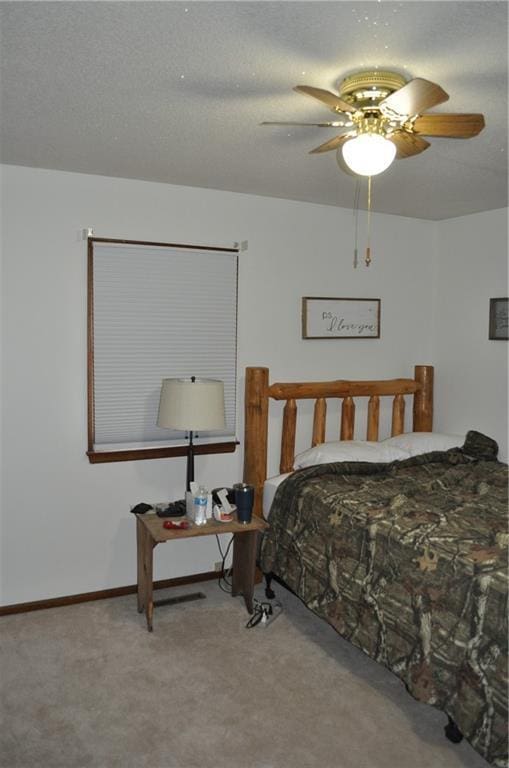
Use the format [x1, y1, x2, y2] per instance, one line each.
[234, 483, 254, 524]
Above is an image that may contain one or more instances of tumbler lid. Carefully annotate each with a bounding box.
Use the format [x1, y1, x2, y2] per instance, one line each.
[233, 483, 253, 492]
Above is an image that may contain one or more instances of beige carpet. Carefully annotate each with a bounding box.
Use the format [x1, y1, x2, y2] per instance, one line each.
[0, 580, 489, 768]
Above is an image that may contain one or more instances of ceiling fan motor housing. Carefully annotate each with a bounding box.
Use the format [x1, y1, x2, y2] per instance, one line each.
[339, 70, 407, 111]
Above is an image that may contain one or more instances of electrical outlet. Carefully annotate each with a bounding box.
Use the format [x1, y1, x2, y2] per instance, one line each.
[214, 561, 223, 572]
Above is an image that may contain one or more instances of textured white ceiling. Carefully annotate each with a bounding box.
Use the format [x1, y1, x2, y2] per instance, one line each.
[0, 1, 507, 219]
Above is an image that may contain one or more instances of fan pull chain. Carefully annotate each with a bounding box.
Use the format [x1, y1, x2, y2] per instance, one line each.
[353, 178, 361, 268]
[365, 175, 372, 267]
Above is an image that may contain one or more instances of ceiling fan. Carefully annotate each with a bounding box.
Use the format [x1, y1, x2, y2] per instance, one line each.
[262, 70, 485, 176]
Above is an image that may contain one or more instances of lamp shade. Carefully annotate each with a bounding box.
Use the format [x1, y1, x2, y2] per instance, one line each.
[157, 378, 225, 432]
[342, 133, 396, 176]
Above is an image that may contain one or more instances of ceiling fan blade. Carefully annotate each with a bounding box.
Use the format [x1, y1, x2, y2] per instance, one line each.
[380, 78, 449, 117]
[309, 133, 354, 154]
[412, 113, 485, 138]
[294, 85, 356, 114]
[261, 121, 350, 128]
[390, 131, 431, 159]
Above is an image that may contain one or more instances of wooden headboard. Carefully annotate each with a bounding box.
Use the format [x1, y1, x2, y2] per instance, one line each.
[243, 365, 434, 518]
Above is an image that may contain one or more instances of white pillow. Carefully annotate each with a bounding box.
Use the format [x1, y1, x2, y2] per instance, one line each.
[382, 432, 464, 457]
[293, 440, 410, 469]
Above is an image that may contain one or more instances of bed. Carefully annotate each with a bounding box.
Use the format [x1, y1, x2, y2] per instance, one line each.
[243, 365, 508, 768]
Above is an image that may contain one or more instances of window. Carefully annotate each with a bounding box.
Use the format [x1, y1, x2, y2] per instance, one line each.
[87, 238, 238, 463]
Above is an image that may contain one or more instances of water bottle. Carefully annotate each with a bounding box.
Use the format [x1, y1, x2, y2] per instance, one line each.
[193, 486, 208, 526]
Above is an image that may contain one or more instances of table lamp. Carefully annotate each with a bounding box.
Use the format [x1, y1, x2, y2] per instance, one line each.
[157, 377, 225, 491]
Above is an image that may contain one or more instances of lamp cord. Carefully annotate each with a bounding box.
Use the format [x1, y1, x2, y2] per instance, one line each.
[215, 534, 234, 594]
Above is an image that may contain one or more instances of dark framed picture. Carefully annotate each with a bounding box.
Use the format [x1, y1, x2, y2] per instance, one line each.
[489, 298, 508, 340]
[302, 297, 381, 339]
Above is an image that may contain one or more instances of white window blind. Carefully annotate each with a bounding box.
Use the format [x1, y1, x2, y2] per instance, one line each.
[90, 241, 238, 453]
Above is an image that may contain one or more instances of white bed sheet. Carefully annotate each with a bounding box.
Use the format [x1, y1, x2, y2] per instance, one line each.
[263, 472, 292, 519]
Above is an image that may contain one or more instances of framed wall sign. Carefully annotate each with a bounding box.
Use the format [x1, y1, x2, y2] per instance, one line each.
[302, 297, 381, 339]
[489, 297, 508, 340]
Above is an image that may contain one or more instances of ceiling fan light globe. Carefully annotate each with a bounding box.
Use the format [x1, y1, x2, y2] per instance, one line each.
[342, 133, 396, 176]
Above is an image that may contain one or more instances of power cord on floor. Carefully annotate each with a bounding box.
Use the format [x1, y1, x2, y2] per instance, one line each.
[214, 535, 283, 628]
[246, 597, 283, 629]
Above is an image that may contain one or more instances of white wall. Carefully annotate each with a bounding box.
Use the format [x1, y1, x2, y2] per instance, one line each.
[0, 165, 435, 605]
[433, 209, 508, 462]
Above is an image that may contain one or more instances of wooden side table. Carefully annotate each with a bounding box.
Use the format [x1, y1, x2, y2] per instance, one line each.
[136, 513, 268, 632]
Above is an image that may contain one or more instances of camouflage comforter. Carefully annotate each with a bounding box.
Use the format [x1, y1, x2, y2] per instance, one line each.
[260, 432, 508, 767]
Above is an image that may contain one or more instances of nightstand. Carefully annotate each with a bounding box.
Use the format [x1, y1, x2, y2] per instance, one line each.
[135, 513, 268, 632]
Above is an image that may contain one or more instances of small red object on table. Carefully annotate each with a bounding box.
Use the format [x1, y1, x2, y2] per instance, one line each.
[163, 519, 190, 530]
